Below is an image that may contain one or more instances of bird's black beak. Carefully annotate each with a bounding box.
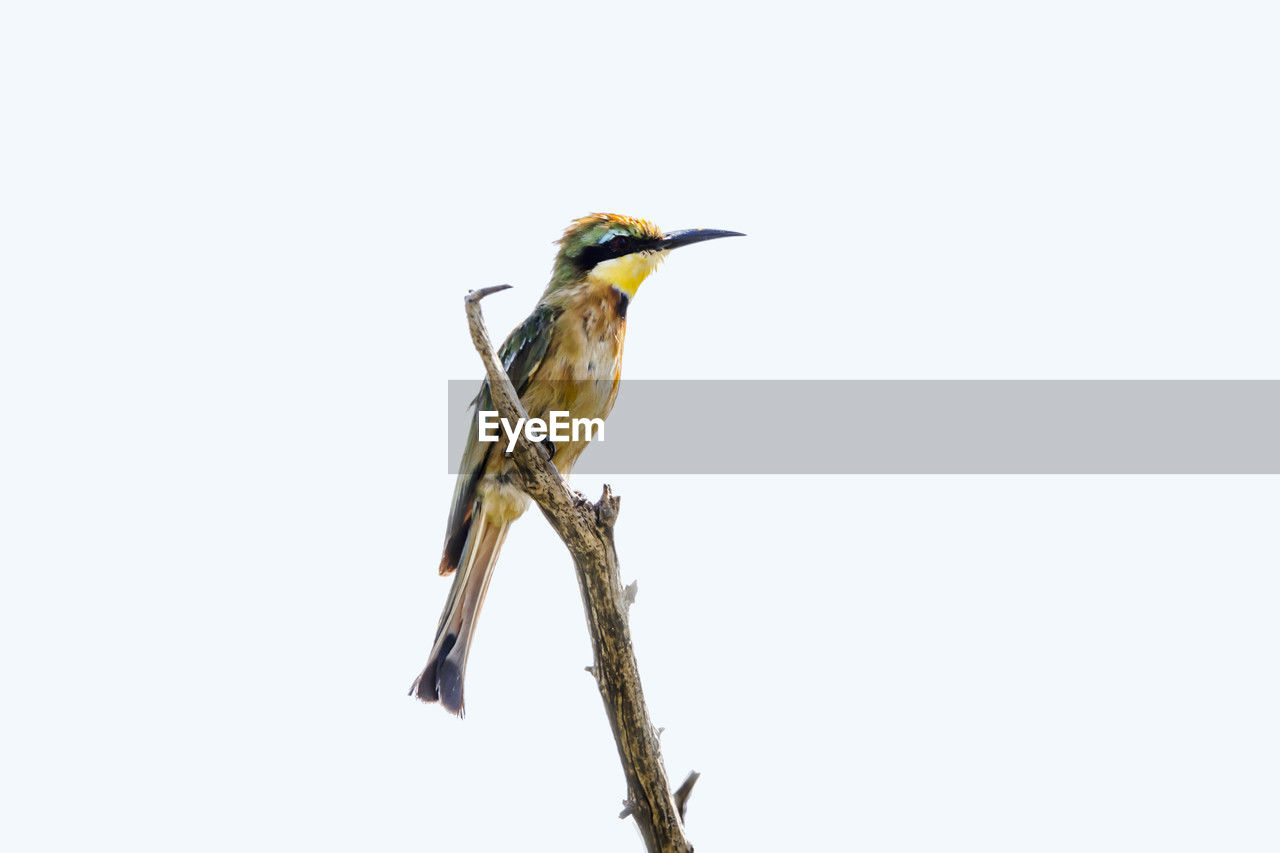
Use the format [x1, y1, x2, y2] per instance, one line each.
[657, 228, 745, 251]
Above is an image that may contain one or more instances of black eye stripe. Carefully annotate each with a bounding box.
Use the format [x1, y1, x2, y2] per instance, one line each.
[575, 234, 650, 270]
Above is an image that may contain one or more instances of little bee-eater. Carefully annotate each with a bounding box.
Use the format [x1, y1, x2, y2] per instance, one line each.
[411, 213, 743, 715]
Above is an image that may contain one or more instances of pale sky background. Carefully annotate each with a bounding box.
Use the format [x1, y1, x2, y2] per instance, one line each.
[3, 1, 1279, 851]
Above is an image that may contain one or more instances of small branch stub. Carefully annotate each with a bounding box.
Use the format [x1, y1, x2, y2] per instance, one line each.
[597, 484, 621, 527]
[673, 772, 700, 822]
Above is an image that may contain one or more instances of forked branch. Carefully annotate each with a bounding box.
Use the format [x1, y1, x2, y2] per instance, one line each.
[463, 286, 696, 853]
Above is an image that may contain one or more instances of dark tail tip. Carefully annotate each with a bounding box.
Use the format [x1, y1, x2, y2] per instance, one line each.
[409, 633, 464, 716]
[436, 656, 465, 716]
[409, 659, 439, 703]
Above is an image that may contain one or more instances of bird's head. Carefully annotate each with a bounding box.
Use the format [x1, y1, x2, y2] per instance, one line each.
[550, 213, 743, 298]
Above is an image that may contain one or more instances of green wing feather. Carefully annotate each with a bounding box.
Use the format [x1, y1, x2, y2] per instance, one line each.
[439, 303, 558, 573]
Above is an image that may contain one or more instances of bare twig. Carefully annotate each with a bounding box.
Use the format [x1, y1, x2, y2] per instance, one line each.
[673, 772, 701, 822]
[464, 288, 694, 853]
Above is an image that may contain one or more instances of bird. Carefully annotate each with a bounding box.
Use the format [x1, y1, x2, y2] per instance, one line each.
[411, 213, 743, 715]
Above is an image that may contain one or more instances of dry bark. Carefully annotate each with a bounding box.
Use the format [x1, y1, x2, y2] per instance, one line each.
[464, 285, 696, 853]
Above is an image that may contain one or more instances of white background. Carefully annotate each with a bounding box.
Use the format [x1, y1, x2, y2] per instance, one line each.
[3, 1, 1278, 850]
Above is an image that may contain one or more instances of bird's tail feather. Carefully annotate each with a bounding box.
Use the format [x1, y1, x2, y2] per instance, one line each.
[410, 512, 510, 715]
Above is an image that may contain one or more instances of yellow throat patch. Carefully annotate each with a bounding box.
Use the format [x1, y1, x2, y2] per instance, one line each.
[587, 250, 667, 299]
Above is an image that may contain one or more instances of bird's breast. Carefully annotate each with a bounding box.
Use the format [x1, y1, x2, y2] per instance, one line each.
[518, 286, 626, 466]
[553, 285, 625, 367]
